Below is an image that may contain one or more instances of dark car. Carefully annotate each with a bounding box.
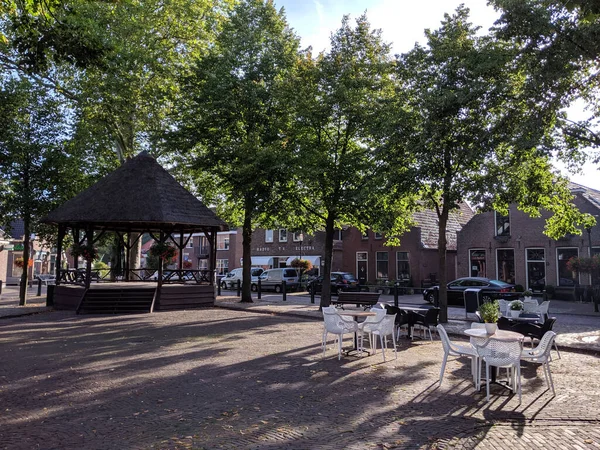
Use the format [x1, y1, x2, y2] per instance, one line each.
[423, 277, 519, 306]
[307, 272, 360, 295]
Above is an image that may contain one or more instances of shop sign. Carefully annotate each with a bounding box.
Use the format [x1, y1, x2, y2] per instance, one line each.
[13, 244, 24, 251]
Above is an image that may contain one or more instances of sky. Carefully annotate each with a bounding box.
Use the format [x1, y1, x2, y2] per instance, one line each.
[273, 0, 600, 191]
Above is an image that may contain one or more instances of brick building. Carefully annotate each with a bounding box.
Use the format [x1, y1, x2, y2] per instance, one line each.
[456, 183, 600, 295]
[175, 204, 473, 286]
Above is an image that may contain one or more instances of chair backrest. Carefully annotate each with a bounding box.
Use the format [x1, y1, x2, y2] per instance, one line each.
[541, 317, 556, 334]
[498, 300, 509, 316]
[537, 300, 550, 315]
[380, 314, 396, 335]
[523, 298, 539, 313]
[437, 324, 452, 353]
[476, 337, 522, 367]
[363, 307, 387, 325]
[322, 307, 344, 332]
[424, 307, 440, 325]
[534, 331, 557, 359]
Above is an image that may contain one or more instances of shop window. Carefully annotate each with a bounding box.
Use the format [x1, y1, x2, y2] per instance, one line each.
[376, 251, 388, 280]
[469, 249, 486, 277]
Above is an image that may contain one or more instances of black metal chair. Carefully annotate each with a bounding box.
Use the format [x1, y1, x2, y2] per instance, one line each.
[412, 307, 440, 340]
[383, 304, 412, 339]
[518, 317, 560, 359]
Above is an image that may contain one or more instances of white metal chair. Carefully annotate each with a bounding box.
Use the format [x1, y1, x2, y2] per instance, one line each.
[437, 324, 479, 386]
[322, 307, 359, 360]
[475, 337, 523, 403]
[498, 300, 509, 317]
[358, 308, 387, 355]
[521, 331, 557, 395]
[369, 314, 397, 361]
[523, 298, 539, 314]
[535, 301, 550, 322]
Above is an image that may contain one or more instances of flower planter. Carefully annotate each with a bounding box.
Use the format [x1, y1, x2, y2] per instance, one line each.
[484, 323, 498, 334]
[510, 310, 521, 318]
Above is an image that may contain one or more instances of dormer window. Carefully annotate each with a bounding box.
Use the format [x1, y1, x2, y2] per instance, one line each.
[495, 211, 510, 237]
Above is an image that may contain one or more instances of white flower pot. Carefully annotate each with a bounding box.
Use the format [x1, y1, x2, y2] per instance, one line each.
[484, 323, 498, 334]
[510, 310, 521, 318]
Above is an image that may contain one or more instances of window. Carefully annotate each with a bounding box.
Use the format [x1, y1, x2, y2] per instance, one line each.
[396, 252, 410, 281]
[187, 239, 194, 248]
[361, 231, 369, 240]
[374, 232, 383, 240]
[279, 229, 287, 242]
[356, 252, 368, 283]
[216, 259, 228, 275]
[217, 235, 229, 250]
[198, 259, 208, 270]
[526, 248, 545, 291]
[469, 249, 486, 278]
[333, 229, 342, 241]
[293, 231, 303, 242]
[496, 249, 515, 284]
[376, 251, 388, 279]
[557, 248, 578, 286]
[265, 229, 273, 243]
[495, 211, 510, 237]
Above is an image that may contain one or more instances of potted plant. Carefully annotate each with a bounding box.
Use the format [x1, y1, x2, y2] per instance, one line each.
[522, 290, 533, 301]
[509, 299, 524, 318]
[478, 300, 500, 334]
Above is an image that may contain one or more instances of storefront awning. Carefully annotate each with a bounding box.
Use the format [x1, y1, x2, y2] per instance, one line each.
[286, 255, 320, 266]
[251, 256, 273, 266]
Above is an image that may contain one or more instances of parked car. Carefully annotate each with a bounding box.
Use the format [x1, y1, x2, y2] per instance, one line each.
[258, 268, 300, 292]
[423, 277, 519, 306]
[221, 267, 264, 290]
[148, 270, 194, 281]
[307, 272, 360, 296]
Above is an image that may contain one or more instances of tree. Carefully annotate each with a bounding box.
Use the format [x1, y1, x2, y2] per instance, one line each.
[283, 14, 415, 307]
[0, 76, 85, 305]
[2, 0, 232, 272]
[171, 0, 300, 302]
[387, 7, 592, 322]
[490, 0, 600, 167]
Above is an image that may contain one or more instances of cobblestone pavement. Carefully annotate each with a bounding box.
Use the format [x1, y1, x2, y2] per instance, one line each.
[0, 308, 599, 450]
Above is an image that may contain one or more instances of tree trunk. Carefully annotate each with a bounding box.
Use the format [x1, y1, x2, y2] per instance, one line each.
[319, 213, 336, 308]
[19, 216, 31, 306]
[437, 208, 449, 323]
[240, 196, 253, 303]
[128, 232, 141, 277]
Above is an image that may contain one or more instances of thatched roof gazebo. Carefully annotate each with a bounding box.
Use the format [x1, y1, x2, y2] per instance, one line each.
[42, 151, 228, 313]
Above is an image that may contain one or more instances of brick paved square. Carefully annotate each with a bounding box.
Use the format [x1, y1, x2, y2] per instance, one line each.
[0, 308, 599, 449]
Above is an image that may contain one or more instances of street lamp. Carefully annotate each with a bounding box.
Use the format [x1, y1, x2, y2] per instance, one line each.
[587, 216, 598, 312]
[298, 232, 304, 260]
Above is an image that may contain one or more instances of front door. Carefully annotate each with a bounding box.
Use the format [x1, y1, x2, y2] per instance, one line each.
[356, 252, 368, 285]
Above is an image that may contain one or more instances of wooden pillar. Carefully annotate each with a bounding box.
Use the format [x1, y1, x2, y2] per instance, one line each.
[55, 225, 65, 286]
[178, 230, 184, 271]
[125, 232, 131, 281]
[84, 228, 93, 289]
[209, 229, 217, 286]
[155, 231, 164, 310]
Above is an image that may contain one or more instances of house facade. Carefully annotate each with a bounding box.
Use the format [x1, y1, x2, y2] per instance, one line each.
[0, 220, 57, 285]
[456, 183, 600, 295]
[175, 204, 473, 286]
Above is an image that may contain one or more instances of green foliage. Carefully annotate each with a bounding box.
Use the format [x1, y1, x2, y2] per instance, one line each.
[514, 284, 525, 292]
[479, 300, 500, 323]
[523, 290, 533, 297]
[545, 284, 556, 296]
[290, 258, 312, 271]
[510, 300, 524, 311]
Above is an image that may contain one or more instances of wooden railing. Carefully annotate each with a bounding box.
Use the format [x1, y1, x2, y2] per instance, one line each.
[57, 268, 214, 285]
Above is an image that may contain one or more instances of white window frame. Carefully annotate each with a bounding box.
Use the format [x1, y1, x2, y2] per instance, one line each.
[556, 247, 579, 286]
[356, 251, 368, 281]
[216, 259, 229, 275]
[279, 229, 287, 242]
[265, 229, 273, 243]
[374, 232, 383, 240]
[469, 248, 487, 278]
[396, 252, 410, 280]
[495, 211, 511, 237]
[376, 251, 389, 280]
[217, 235, 229, 250]
[525, 247, 545, 291]
[361, 231, 369, 240]
[292, 231, 303, 242]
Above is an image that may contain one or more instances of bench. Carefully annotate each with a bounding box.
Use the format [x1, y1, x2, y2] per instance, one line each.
[332, 291, 381, 310]
[36, 274, 56, 286]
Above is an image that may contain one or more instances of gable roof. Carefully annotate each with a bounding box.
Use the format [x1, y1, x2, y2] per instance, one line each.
[569, 181, 600, 210]
[0, 220, 24, 240]
[413, 203, 474, 251]
[43, 151, 228, 233]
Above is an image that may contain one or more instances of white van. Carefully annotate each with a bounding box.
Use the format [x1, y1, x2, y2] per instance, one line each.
[258, 268, 300, 292]
[220, 267, 264, 290]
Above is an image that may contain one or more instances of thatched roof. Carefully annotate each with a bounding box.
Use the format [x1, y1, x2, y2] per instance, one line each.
[43, 151, 228, 233]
